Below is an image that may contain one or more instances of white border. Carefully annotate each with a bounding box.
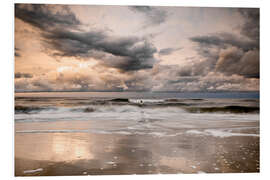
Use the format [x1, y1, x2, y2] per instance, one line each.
[14, 0, 260, 8]
[2, 0, 270, 180]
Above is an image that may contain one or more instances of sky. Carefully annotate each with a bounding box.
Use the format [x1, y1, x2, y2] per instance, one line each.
[14, 4, 259, 92]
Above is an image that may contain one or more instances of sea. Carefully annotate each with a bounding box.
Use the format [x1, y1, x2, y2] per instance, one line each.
[15, 91, 259, 137]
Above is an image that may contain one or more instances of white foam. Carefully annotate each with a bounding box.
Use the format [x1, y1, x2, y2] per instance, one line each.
[186, 129, 259, 138]
[205, 129, 259, 138]
[23, 168, 43, 174]
[148, 132, 167, 137]
[186, 130, 202, 135]
[106, 161, 115, 165]
[16, 129, 184, 138]
[129, 99, 164, 104]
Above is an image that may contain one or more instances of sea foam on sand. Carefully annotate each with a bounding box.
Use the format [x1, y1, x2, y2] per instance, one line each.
[23, 168, 43, 174]
[186, 129, 259, 138]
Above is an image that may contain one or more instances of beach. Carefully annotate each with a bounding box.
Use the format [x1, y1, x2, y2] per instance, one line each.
[14, 92, 260, 176]
[15, 122, 259, 176]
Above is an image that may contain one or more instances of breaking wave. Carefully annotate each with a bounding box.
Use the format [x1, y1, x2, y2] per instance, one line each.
[185, 106, 259, 114]
[15, 103, 259, 115]
[15, 106, 57, 114]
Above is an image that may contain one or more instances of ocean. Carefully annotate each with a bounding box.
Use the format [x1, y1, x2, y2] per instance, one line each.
[15, 91, 259, 137]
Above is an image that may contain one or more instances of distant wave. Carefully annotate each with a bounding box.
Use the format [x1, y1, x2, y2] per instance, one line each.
[15, 106, 54, 114]
[165, 98, 204, 102]
[109, 98, 129, 102]
[70, 107, 96, 113]
[15, 103, 259, 115]
[185, 106, 259, 114]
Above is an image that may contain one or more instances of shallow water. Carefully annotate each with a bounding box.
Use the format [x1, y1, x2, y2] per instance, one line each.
[15, 92, 259, 138]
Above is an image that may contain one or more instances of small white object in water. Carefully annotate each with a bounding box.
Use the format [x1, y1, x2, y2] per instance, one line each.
[131, 149, 135, 152]
[83, 172, 87, 175]
[191, 165, 196, 169]
[23, 168, 43, 174]
[106, 161, 115, 165]
[148, 164, 152, 167]
[214, 167, 219, 170]
[139, 164, 144, 167]
[113, 156, 118, 159]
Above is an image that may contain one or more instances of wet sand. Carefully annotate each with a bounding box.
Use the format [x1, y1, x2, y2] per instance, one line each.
[15, 122, 259, 176]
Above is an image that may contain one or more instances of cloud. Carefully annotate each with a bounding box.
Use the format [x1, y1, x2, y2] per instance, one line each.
[189, 8, 259, 79]
[151, 64, 259, 92]
[215, 47, 259, 78]
[44, 30, 157, 71]
[14, 5, 259, 92]
[190, 32, 258, 51]
[14, 66, 153, 92]
[129, 6, 168, 28]
[238, 8, 259, 41]
[15, 4, 80, 31]
[15, 48, 21, 57]
[15, 72, 33, 78]
[159, 47, 182, 56]
[15, 4, 158, 72]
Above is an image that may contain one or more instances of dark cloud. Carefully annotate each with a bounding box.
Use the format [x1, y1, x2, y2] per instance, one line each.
[215, 48, 259, 78]
[190, 32, 258, 51]
[14, 5, 259, 92]
[189, 8, 259, 79]
[43, 29, 157, 71]
[152, 63, 258, 92]
[159, 47, 182, 56]
[15, 48, 21, 57]
[129, 6, 168, 27]
[15, 72, 33, 78]
[15, 4, 80, 31]
[238, 8, 259, 41]
[15, 4, 158, 72]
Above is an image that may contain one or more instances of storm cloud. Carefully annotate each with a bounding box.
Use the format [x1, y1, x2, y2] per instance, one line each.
[15, 72, 33, 78]
[15, 4, 158, 72]
[190, 33, 258, 51]
[238, 8, 259, 41]
[159, 47, 182, 56]
[215, 47, 259, 78]
[14, 5, 260, 92]
[189, 8, 259, 79]
[15, 4, 80, 31]
[129, 6, 168, 28]
[43, 30, 157, 71]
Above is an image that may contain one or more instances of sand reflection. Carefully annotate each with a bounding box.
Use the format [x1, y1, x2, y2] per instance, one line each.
[15, 133, 95, 162]
[15, 130, 259, 176]
[51, 134, 94, 161]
